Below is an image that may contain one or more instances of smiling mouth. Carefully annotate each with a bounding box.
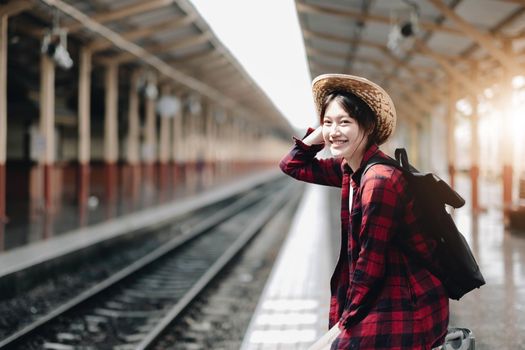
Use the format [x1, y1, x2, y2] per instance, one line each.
[331, 140, 348, 145]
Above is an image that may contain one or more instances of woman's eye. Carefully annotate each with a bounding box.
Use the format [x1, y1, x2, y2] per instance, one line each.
[323, 120, 332, 125]
[341, 120, 351, 124]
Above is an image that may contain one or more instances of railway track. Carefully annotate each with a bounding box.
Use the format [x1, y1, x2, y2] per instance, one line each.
[0, 178, 299, 349]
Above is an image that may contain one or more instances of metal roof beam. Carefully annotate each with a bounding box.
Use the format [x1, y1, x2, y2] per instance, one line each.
[88, 14, 197, 52]
[166, 49, 219, 66]
[296, 1, 462, 36]
[106, 32, 212, 65]
[53, 0, 177, 34]
[428, 0, 523, 72]
[304, 29, 385, 50]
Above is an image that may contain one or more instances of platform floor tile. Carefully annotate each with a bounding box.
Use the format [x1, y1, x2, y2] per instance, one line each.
[241, 185, 333, 350]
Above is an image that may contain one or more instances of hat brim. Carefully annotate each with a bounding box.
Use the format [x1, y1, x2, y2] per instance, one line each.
[312, 73, 396, 145]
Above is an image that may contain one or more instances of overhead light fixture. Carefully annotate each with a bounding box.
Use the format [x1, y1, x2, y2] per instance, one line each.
[135, 70, 159, 99]
[144, 82, 158, 99]
[387, 1, 420, 56]
[41, 10, 73, 69]
[146, 71, 159, 99]
[187, 94, 202, 115]
[157, 94, 180, 118]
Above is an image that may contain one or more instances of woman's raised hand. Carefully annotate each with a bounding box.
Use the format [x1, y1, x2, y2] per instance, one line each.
[302, 125, 324, 146]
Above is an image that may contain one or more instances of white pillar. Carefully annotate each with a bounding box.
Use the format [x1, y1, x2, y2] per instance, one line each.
[104, 63, 118, 164]
[40, 55, 55, 165]
[172, 97, 182, 163]
[127, 70, 140, 164]
[158, 85, 171, 164]
[78, 48, 91, 165]
[144, 78, 157, 164]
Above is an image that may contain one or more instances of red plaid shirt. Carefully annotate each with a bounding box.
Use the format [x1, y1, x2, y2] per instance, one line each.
[279, 130, 449, 349]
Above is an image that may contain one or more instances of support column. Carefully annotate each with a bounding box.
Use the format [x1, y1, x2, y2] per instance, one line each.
[0, 14, 7, 226]
[447, 77, 457, 189]
[78, 47, 91, 226]
[127, 70, 140, 165]
[186, 101, 200, 182]
[158, 85, 171, 201]
[206, 105, 215, 178]
[189, 105, 198, 169]
[215, 110, 224, 176]
[172, 96, 182, 183]
[127, 70, 141, 210]
[104, 63, 118, 164]
[143, 76, 157, 200]
[470, 64, 480, 213]
[502, 40, 514, 212]
[78, 48, 92, 165]
[234, 118, 242, 173]
[40, 54, 55, 212]
[104, 63, 118, 218]
[226, 117, 234, 174]
[158, 86, 171, 164]
[180, 104, 189, 181]
[144, 76, 157, 165]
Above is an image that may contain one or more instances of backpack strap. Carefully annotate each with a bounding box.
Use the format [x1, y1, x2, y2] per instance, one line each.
[395, 149, 410, 171]
[395, 148, 420, 172]
[363, 148, 414, 176]
[363, 153, 402, 177]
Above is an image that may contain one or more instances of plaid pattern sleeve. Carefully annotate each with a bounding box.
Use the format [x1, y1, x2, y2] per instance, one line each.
[339, 165, 402, 329]
[279, 128, 343, 187]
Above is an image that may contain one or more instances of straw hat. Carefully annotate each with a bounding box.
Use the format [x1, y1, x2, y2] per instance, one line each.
[312, 73, 396, 145]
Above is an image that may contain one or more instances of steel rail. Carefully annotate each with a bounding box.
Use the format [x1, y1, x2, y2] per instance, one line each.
[0, 184, 276, 349]
[136, 182, 299, 349]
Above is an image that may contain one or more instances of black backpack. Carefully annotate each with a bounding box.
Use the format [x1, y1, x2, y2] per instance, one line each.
[364, 148, 485, 300]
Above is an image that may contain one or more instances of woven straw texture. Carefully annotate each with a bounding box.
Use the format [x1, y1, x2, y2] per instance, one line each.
[312, 74, 396, 145]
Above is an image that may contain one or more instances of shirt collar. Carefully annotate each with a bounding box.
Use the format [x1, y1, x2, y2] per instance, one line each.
[340, 144, 381, 181]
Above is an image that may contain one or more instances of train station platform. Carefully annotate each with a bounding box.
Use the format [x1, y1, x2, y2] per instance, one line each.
[0, 167, 282, 290]
[241, 185, 335, 350]
[242, 176, 525, 350]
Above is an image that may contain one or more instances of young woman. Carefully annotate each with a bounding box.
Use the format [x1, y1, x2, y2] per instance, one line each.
[279, 74, 449, 350]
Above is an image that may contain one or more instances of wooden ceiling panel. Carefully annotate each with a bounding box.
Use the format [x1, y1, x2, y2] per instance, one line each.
[499, 10, 525, 36]
[148, 25, 197, 43]
[354, 44, 383, 57]
[426, 31, 474, 56]
[125, 5, 185, 27]
[369, 0, 444, 21]
[300, 10, 356, 36]
[168, 44, 213, 61]
[359, 22, 395, 46]
[306, 36, 348, 54]
[308, 53, 348, 69]
[453, 0, 521, 29]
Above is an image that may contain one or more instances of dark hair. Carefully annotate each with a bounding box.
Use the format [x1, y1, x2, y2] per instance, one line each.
[320, 91, 378, 147]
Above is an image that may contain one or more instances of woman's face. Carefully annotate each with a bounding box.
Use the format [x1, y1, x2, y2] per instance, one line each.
[322, 100, 368, 161]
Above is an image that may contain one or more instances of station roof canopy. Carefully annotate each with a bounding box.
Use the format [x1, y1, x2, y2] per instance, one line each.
[2, 0, 293, 133]
[295, 0, 525, 125]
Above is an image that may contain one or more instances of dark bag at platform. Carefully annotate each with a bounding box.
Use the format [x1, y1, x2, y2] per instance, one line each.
[365, 148, 485, 300]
